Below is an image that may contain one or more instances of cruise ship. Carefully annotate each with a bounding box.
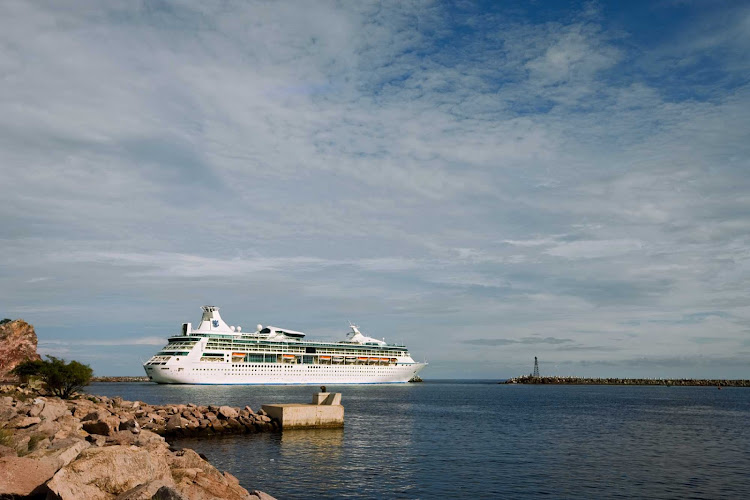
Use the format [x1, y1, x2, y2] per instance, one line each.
[143, 306, 426, 384]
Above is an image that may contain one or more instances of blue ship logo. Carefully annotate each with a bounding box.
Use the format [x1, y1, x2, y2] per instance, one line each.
[212, 320, 219, 327]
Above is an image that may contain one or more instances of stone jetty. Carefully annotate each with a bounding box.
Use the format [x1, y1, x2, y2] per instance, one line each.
[504, 375, 750, 387]
[0, 385, 276, 499]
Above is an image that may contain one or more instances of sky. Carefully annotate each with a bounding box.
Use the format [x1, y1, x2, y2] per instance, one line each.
[1, 0, 749, 378]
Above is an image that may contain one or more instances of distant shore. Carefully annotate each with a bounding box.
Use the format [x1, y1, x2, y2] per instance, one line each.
[504, 376, 750, 387]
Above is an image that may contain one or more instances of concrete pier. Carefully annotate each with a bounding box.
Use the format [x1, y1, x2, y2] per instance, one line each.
[262, 392, 344, 429]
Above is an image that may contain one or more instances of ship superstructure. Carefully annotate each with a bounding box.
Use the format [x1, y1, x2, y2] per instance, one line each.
[143, 306, 426, 384]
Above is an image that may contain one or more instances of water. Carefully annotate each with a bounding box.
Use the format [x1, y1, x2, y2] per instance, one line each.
[88, 381, 750, 499]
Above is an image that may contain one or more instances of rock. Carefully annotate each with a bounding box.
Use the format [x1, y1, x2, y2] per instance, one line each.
[250, 491, 278, 500]
[0, 405, 14, 421]
[40, 398, 69, 421]
[82, 409, 112, 422]
[0, 319, 42, 380]
[30, 437, 51, 453]
[115, 479, 174, 500]
[166, 414, 184, 432]
[14, 415, 41, 428]
[28, 400, 45, 417]
[11, 433, 30, 452]
[258, 415, 271, 423]
[133, 430, 165, 448]
[152, 485, 189, 499]
[168, 449, 252, 500]
[218, 406, 239, 419]
[47, 444, 173, 499]
[86, 434, 107, 447]
[120, 418, 141, 434]
[0, 444, 17, 458]
[116, 479, 183, 500]
[27, 437, 90, 471]
[36, 418, 62, 437]
[0, 456, 58, 497]
[258, 409, 267, 416]
[244, 405, 254, 414]
[82, 416, 120, 436]
[105, 430, 140, 446]
[205, 412, 218, 422]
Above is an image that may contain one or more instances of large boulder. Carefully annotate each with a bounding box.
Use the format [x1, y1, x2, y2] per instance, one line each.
[46, 445, 173, 500]
[168, 449, 253, 500]
[0, 456, 57, 497]
[27, 437, 90, 471]
[0, 319, 42, 381]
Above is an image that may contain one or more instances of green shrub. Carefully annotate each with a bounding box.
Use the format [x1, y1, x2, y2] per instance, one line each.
[11, 356, 93, 399]
[10, 359, 44, 383]
[0, 318, 12, 325]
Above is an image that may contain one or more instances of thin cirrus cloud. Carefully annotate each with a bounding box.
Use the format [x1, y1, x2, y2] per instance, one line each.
[1, 1, 749, 377]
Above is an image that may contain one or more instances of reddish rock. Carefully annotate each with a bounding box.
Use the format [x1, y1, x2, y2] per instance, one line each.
[0, 444, 17, 458]
[46, 444, 173, 499]
[0, 456, 57, 497]
[0, 319, 42, 381]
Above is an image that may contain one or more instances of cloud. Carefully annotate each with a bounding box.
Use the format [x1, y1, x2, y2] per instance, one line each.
[39, 336, 167, 347]
[465, 337, 573, 346]
[1, 1, 749, 377]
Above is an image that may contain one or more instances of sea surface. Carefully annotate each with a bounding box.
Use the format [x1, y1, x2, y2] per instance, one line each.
[88, 381, 750, 499]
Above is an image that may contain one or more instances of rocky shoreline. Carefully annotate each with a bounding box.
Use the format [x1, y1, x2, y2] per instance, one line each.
[504, 376, 750, 386]
[0, 384, 277, 499]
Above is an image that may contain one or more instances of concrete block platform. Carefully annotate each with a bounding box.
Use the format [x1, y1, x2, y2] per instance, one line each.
[262, 392, 344, 429]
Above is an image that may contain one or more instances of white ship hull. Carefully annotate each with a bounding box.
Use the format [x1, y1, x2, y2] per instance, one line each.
[146, 360, 426, 385]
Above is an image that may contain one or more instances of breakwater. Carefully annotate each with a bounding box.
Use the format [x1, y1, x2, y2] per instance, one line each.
[0, 384, 277, 499]
[505, 376, 750, 386]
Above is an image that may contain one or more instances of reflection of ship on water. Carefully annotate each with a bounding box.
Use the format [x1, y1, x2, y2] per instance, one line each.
[278, 427, 345, 486]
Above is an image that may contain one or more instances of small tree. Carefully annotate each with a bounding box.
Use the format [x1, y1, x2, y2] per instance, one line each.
[10, 359, 44, 383]
[0, 318, 12, 325]
[12, 356, 93, 399]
